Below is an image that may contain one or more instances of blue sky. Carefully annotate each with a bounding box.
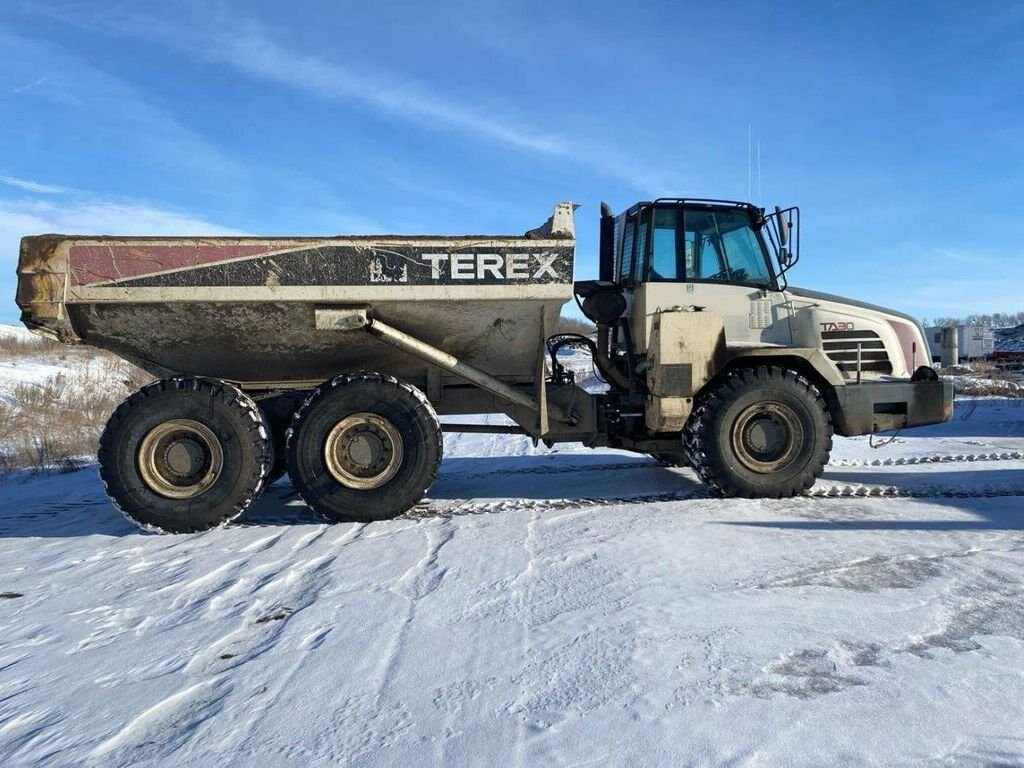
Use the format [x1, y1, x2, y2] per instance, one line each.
[2, 0, 1023, 325]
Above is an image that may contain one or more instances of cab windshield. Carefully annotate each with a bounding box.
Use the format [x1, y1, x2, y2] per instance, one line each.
[646, 207, 773, 286]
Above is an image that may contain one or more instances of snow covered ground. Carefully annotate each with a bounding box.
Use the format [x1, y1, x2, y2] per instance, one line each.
[1, 395, 1023, 766]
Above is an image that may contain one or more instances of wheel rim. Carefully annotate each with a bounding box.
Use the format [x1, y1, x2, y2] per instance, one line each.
[730, 401, 804, 473]
[138, 419, 224, 499]
[323, 413, 404, 490]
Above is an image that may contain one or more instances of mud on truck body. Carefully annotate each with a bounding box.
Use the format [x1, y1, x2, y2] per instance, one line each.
[16, 200, 953, 533]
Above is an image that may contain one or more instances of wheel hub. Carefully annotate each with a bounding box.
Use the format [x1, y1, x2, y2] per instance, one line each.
[731, 401, 803, 473]
[138, 419, 224, 499]
[324, 413, 403, 490]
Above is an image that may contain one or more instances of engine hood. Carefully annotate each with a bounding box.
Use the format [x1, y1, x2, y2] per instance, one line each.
[786, 286, 923, 329]
[785, 286, 928, 378]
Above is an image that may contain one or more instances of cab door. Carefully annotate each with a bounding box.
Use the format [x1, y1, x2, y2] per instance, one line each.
[629, 204, 792, 353]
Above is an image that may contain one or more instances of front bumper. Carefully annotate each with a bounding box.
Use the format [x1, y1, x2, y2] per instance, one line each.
[830, 378, 954, 436]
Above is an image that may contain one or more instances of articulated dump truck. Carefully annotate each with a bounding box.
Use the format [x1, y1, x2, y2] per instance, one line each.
[16, 199, 953, 533]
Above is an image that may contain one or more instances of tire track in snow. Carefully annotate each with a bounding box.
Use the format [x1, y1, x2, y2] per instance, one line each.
[512, 510, 538, 768]
[315, 521, 453, 765]
[410, 476, 1024, 521]
[805, 484, 1024, 500]
[376, 521, 453, 690]
[209, 523, 367, 761]
[407, 491, 709, 520]
[442, 450, 1024, 480]
[831, 450, 1024, 467]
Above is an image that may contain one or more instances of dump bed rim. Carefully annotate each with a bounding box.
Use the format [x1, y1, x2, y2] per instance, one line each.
[20, 232, 574, 243]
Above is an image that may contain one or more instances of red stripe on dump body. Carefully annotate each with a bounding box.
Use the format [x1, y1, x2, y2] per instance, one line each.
[68, 244, 279, 286]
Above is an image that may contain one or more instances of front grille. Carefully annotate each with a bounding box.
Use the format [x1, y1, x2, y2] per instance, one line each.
[821, 330, 893, 374]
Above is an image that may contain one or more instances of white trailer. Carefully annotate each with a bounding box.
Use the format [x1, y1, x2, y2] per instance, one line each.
[960, 325, 995, 360]
[926, 325, 994, 362]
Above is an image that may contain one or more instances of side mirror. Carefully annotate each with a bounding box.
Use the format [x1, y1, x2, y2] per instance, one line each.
[774, 205, 792, 268]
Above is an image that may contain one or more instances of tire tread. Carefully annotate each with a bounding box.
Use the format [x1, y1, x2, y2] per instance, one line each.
[99, 377, 272, 533]
[683, 366, 833, 498]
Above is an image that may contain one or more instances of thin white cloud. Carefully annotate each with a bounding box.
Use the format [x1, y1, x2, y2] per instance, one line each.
[0, 27, 241, 183]
[0, 25, 390, 236]
[221, 30, 572, 158]
[881, 276, 1023, 317]
[26, 5, 687, 194]
[933, 248, 995, 265]
[12, 75, 47, 94]
[0, 198, 244, 239]
[24, 6, 572, 157]
[0, 196, 244, 322]
[215, 29, 686, 192]
[0, 175, 72, 194]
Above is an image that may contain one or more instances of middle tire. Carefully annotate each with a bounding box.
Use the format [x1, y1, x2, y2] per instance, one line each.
[287, 374, 443, 522]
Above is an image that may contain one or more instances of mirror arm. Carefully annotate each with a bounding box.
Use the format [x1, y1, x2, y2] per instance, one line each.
[774, 205, 788, 247]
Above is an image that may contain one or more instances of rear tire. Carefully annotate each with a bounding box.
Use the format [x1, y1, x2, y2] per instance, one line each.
[287, 374, 442, 522]
[99, 378, 272, 533]
[684, 366, 832, 498]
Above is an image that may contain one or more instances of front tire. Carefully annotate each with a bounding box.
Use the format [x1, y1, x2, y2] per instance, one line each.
[287, 374, 442, 522]
[99, 378, 272, 533]
[684, 366, 832, 498]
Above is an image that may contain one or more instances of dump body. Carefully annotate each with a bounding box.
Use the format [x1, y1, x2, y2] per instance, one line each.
[17, 204, 577, 389]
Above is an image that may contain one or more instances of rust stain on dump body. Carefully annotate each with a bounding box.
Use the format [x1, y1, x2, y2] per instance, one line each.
[68, 243, 279, 285]
[16, 235, 71, 332]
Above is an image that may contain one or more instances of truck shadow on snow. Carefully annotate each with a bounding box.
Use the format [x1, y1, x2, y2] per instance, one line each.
[726, 467, 1024, 532]
[2, 461, 1022, 537]
[247, 456, 698, 525]
[0, 456, 692, 538]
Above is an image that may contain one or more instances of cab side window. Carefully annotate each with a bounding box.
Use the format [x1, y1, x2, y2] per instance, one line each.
[718, 216, 769, 284]
[619, 209, 655, 284]
[644, 206, 773, 286]
[686, 210, 727, 280]
[619, 217, 636, 283]
[650, 208, 680, 281]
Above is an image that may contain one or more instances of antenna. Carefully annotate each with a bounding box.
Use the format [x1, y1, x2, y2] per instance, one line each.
[747, 123, 752, 202]
[757, 139, 762, 205]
